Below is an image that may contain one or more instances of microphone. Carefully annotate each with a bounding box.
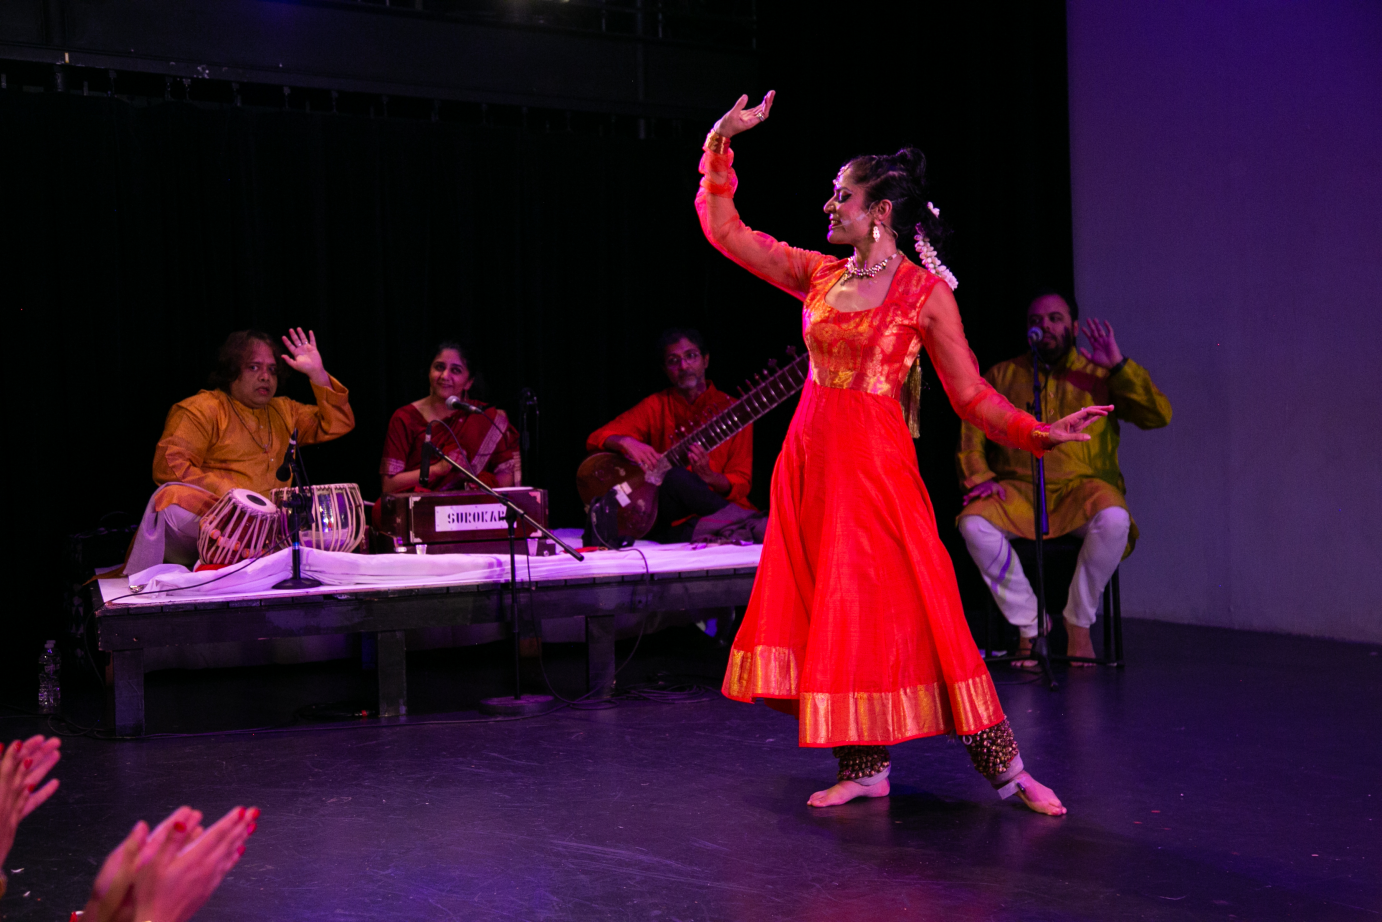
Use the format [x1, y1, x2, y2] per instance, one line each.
[445, 395, 485, 414]
[1027, 326, 1044, 347]
[275, 428, 299, 482]
[419, 426, 432, 489]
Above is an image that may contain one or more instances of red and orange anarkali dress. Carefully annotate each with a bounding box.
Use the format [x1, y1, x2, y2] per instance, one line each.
[697, 138, 1052, 789]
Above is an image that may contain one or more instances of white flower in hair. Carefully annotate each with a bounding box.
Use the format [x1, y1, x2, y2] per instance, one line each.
[927, 201, 941, 218]
[914, 229, 958, 290]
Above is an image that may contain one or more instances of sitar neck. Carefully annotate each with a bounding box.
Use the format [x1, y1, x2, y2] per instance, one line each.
[658, 352, 810, 471]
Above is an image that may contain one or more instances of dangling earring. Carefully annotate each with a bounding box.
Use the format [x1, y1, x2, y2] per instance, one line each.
[871, 224, 881, 243]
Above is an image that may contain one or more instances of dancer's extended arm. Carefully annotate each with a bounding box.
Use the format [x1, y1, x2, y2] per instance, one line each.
[695, 92, 825, 300]
[920, 283, 1109, 451]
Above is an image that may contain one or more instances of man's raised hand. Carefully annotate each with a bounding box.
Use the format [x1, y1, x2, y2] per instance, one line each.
[280, 327, 331, 387]
[1078, 319, 1124, 369]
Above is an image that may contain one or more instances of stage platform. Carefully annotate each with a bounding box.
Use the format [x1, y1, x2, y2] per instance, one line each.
[93, 533, 760, 735]
[3, 619, 1376, 921]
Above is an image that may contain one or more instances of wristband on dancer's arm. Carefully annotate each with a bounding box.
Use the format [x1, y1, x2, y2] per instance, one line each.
[700, 132, 735, 197]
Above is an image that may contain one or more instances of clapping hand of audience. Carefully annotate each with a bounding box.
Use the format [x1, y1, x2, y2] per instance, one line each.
[3, 733, 255, 922]
[82, 804, 258, 922]
[1, 735, 63, 874]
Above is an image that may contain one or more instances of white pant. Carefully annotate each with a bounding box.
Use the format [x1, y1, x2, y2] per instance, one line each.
[126, 490, 204, 575]
[958, 507, 1130, 639]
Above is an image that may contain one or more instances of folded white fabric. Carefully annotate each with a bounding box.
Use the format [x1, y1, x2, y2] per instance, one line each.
[122, 541, 762, 601]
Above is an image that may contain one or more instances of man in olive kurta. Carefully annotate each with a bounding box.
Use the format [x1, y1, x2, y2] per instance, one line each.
[956, 293, 1171, 662]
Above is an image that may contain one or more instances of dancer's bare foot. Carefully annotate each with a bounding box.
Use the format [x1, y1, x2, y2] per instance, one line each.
[807, 777, 890, 807]
[1065, 624, 1097, 666]
[1013, 771, 1067, 815]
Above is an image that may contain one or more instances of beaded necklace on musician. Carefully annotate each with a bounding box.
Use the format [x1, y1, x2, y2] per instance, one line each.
[229, 398, 274, 454]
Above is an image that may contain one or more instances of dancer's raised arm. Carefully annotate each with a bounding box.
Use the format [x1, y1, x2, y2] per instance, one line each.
[696, 91, 825, 300]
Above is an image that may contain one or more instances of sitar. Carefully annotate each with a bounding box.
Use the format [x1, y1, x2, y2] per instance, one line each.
[577, 347, 811, 539]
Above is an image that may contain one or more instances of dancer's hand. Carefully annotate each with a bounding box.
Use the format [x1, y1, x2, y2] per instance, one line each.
[961, 480, 1007, 506]
[713, 90, 775, 138]
[280, 327, 331, 387]
[0, 736, 62, 868]
[1046, 405, 1113, 444]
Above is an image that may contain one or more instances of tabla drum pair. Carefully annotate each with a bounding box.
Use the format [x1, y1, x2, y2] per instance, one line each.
[197, 484, 365, 566]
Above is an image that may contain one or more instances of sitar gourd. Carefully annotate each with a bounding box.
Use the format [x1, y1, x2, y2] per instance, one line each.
[576, 348, 810, 539]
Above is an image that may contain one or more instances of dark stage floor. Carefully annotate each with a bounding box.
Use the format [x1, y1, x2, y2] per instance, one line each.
[2, 620, 1378, 921]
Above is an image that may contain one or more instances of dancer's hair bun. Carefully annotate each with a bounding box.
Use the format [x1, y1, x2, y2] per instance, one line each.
[843, 147, 948, 249]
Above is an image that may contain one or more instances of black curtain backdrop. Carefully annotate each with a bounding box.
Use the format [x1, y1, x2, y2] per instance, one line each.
[1, 1, 1072, 683]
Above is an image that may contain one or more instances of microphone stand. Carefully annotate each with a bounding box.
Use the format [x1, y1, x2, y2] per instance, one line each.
[274, 431, 323, 591]
[518, 388, 538, 487]
[430, 451, 584, 716]
[1027, 348, 1058, 690]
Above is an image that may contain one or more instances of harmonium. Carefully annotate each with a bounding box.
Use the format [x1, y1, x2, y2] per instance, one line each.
[374, 488, 555, 556]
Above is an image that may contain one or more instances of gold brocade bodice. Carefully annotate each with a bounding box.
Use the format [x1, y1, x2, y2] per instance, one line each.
[803, 260, 937, 399]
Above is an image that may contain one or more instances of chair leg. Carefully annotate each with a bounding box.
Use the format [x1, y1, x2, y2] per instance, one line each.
[1102, 580, 1114, 663]
[984, 594, 996, 658]
[1112, 568, 1124, 665]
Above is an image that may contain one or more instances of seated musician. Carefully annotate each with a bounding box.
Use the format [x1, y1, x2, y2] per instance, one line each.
[586, 328, 752, 542]
[956, 291, 1171, 663]
[379, 342, 521, 497]
[126, 328, 355, 573]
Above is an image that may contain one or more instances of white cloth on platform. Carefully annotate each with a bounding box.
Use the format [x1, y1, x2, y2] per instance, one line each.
[125, 484, 205, 575]
[959, 506, 1130, 638]
[108, 531, 761, 606]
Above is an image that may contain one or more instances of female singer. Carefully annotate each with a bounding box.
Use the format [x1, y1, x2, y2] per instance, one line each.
[701, 92, 1111, 815]
[379, 342, 521, 495]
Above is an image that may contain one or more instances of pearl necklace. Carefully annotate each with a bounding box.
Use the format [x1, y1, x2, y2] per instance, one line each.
[842, 250, 897, 280]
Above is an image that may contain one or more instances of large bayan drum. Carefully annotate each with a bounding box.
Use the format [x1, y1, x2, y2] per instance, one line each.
[197, 489, 283, 566]
[271, 483, 366, 554]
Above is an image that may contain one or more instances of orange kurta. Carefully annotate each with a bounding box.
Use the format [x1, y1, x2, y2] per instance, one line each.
[586, 385, 754, 509]
[956, 349, 1171, 555]
[698, 144, 1051, 746]
[151, 377, 355, 515]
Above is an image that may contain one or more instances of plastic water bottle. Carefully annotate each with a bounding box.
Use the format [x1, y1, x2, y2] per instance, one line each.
[38, 640, 60, 715]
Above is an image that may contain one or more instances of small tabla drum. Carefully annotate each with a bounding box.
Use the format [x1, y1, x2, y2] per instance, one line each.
[271, 483, 366, 554]
[197, 489, 283, 566]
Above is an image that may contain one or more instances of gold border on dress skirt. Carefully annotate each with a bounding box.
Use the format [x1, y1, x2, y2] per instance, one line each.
[724, 644, 800, 701]
[724, 644, 1005, 745]
[800, 675, 1004, 745]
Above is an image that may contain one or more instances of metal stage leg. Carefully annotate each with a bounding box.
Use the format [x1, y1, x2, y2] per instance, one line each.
[375, 630, 408, 717]
[111, 649, 145, 737]
[585, 614, 617, 699]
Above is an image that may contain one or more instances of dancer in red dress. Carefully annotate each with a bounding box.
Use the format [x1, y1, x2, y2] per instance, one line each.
[700, 92, 1110, 814]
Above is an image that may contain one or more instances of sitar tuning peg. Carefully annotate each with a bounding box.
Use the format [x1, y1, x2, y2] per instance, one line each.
[786, 345, 797, 357]
[768, 359, 778, 369]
